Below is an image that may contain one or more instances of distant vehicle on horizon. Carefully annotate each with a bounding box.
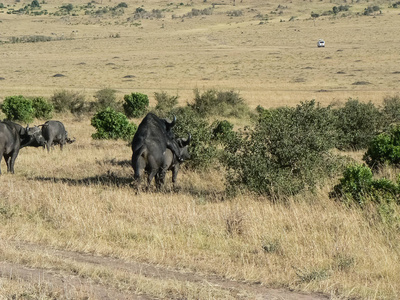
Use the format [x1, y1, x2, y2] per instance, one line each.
[318, 39, 325, 47]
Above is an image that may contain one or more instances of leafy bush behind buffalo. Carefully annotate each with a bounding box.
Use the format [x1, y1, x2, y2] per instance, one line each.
[91, 107, 137, 141]
[223, 100, 347, 197]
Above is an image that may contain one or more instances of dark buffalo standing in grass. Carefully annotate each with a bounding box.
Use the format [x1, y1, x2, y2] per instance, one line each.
[0, 121, 46, 174]
[155, 134, 191, 188]
[40, 120, 75, 152]
[131, 113, 184, 188]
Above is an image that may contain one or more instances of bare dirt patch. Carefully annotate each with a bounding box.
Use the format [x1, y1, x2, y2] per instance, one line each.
[1, 241, 327, 300]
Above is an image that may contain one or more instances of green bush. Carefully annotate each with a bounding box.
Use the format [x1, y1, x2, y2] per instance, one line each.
[363, 125, 400, 168]
[51, 90, 86, 115]
[1, 95, 35, 123]
[123, 92, 149, 118]
[93, 88, 120, 112]
[334, 99, 384, 150]
[91, 107, 137, 141]
[223, 100, 343, 197]
[32, 97, 53, 119]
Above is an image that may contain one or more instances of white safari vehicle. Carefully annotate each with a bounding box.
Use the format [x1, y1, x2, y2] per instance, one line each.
[317, 39, 325, 47]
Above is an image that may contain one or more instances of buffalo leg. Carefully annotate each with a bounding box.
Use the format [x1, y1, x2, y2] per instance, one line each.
[172, 165, 180, 184]
[45, 140, 52, 152]
[156, 168, 168, 189]
[8, 150, 19, 174]
[4, 153, 12, 173]
[0, 152, 3, 174]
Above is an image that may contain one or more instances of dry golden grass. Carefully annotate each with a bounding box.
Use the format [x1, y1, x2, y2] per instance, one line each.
[1, 0, 400, 299]
[0, 116, 399, 299]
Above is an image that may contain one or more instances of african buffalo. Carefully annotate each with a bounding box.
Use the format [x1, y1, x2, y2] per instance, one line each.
[155, 134, 191, 188]
[2, 120, 46, 149]
[131, 113, 183, 187]
[0, 121, 45, 174]
[40, 120, 75, 152]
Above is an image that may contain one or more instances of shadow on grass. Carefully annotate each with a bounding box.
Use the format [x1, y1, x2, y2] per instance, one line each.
[33, 172, 133, 188]
[32, 157, 226, 201]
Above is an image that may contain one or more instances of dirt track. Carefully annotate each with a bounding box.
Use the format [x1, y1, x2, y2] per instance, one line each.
[1, 241, 328, 300]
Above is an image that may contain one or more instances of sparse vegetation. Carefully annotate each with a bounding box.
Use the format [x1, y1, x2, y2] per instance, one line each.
[50, 90, 87, 116]
[93, 88, 120, 112]
[153, 91, 178, 114]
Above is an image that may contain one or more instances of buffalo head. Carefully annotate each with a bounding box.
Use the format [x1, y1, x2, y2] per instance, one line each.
[23, 125, 46, 148]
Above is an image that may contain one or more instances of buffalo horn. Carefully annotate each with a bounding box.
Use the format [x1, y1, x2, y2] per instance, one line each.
[166, 115, 176, 127]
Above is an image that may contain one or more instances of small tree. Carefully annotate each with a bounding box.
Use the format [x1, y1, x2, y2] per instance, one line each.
[123, 92, 149, 118]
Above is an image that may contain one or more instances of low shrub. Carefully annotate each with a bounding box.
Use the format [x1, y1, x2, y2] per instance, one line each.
[91, 107, 137, 141]
[331, 164, 373, 205]
[1, 95, 35, 123]
[51, 90, 87, 115]
[123, 92, 149, 118]
[330, 164, 400, 206]
[93, 88, 120, 112]
[154, 91, 178, 114]
[190, 89, 250, 118]
[32, 97, 53, 119]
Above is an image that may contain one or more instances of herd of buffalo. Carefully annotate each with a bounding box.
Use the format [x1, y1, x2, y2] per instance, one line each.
[0, 113, 191, 188]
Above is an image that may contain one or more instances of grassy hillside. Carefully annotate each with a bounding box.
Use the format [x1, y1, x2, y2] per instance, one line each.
[0, 0, 399, 108]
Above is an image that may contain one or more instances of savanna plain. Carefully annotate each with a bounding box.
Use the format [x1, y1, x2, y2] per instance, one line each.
[1, 0, 400, 299]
